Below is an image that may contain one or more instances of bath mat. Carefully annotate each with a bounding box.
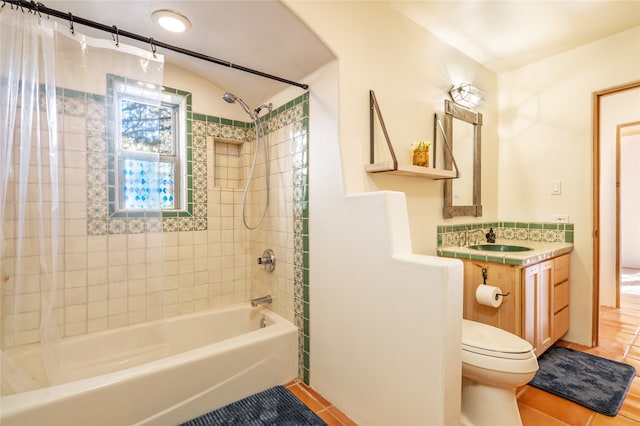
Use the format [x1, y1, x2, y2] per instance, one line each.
[180, 385, 327, 425]
[529, 345, 636, 416]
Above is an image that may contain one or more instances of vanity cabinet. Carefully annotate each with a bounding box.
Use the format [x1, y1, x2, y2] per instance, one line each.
[461, 254, 570, 357]
[522, 261, 553, 356]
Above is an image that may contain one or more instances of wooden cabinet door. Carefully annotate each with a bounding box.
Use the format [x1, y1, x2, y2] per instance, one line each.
[522, 265, 538, 352]
[538, 261, 553, 354]
[522, 261, 554, 356]
[463, 261, 518, 335]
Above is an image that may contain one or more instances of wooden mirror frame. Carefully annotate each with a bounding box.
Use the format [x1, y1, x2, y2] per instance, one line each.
[443, 99, 483, 218]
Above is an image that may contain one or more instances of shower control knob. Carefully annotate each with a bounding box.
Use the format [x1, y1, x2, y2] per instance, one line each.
[257, 249, 275, 272]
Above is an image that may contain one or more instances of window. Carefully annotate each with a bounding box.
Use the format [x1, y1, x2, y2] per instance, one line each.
[114, 83, 186, 212]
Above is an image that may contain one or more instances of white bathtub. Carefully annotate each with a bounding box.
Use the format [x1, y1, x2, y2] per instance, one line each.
[0, 303, 298, 426]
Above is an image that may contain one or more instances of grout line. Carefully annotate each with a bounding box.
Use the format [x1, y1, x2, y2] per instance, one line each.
[623, 325, 640, 360]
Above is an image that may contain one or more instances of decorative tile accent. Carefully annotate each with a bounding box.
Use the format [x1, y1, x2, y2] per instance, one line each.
[436, 221, 574, 247]
[81, 78, 214, 234]
[286, 93, 310, 384]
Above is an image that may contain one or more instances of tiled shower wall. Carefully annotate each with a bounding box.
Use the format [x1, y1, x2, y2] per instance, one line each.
[1, 86, 310, 378]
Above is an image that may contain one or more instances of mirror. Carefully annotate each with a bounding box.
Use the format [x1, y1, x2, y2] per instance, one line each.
[443, 100, 482, 218]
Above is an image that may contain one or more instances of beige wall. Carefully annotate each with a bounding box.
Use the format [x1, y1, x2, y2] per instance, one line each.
[498, 27, 640, 344]
[620, 132, 640, 269]
[285, 1, 499, 255]
[283, 2, 493, 424]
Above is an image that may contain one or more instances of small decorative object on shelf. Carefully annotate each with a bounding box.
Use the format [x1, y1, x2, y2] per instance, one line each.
[411, 140, 430, 167]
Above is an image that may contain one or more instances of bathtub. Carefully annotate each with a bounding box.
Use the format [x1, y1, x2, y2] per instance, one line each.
[0, 303, 298, 426]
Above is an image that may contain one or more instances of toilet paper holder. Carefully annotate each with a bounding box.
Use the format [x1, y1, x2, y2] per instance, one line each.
[481, 268, 511, 299]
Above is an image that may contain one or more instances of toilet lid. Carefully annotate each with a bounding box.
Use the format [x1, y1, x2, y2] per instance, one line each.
[462, 319, 533, 356]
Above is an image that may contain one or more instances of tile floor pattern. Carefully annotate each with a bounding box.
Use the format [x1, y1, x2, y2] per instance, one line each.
[515, 270, 640, 426]
[285, 381, 357, 426]
[290, 268, 640, 425]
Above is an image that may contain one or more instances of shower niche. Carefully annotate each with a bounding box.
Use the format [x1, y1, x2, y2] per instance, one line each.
[209, 137, 246, 189]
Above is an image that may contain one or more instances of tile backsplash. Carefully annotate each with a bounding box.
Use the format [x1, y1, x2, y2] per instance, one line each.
[437, 221, 574, 247]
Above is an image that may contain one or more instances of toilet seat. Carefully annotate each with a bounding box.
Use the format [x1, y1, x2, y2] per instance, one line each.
[462, 319, 533, 360]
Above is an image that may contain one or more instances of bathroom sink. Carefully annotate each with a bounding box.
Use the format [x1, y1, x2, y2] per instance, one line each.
[469, 244, 533, 252]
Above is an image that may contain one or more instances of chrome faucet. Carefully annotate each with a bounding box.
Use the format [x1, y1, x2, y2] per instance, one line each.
[251, 295, 272, 307]
[467, 229, 485, 245]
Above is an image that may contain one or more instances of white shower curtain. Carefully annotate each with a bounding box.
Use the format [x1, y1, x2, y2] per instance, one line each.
[0, 6, 164, 394]
[0, 7, 60, 392]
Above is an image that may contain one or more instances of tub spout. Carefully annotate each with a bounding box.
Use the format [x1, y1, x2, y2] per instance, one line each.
[251, 295, 272, 307]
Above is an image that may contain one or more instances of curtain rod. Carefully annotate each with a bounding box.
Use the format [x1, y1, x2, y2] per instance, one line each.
[4, 0, 310, 91]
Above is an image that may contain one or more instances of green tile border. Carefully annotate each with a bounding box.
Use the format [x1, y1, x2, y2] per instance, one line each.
[289, 92, 311, 384]
[100, 76, 198, 232]
[437, 220, 574, 248]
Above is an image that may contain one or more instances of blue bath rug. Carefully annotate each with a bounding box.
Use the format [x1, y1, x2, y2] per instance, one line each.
[529, 345, 636, 416]
[179, 385, 327, 426]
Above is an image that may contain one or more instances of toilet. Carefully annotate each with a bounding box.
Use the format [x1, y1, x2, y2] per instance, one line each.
[461, 319, 539, 426]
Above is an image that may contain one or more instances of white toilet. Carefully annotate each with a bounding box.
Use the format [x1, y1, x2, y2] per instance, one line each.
[461, 319, 539, 426]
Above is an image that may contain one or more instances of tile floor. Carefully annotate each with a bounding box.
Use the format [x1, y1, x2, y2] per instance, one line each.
[291, 268, 640, 425]
[285, 380, 357, 426]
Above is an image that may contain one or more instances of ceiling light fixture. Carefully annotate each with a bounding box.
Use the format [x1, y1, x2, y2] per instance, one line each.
[152, 9, 192, 33]
[449, 83, 484, 109]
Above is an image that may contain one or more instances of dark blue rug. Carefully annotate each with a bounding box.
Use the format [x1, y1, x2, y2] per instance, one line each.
[179, 385, 327, 425]
[529, 345, 636, 416]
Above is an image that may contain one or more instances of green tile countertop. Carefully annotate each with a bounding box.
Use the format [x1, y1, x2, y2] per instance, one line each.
[437, 240, 574, 267]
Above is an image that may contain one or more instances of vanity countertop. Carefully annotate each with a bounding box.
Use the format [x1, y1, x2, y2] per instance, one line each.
[437, 240, 574, 267]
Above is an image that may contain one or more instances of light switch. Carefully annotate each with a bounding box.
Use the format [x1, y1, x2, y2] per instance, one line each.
[551, 180, 561, 195]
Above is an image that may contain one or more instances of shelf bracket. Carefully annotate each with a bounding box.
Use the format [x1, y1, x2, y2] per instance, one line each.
[369, 90, 397, 170]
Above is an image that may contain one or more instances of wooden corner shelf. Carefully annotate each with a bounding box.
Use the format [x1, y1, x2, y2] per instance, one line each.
[367, 90, 459, 180]
[366, 162, 458, 179]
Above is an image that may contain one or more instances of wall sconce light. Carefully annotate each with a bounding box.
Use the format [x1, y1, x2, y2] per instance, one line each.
[449, 83, 484, 109]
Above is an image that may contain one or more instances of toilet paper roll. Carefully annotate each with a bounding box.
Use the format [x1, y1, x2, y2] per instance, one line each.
[475, 285, 503, 308]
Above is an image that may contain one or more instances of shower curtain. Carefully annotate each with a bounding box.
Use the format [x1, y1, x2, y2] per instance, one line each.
[0, 6, 164, 394]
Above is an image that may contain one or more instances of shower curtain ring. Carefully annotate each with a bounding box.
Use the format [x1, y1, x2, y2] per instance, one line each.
[32, 1, 41, 17]
[150, 38, 157, 58]
[112, 25, 119, 47]
[68, 12, 75, 34]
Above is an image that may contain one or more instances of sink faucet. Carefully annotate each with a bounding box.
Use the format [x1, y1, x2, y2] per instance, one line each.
[466, 229, 485, 245]
[251, 295, 272, 307]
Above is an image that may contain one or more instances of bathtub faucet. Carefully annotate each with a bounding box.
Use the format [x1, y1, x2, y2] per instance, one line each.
[251, 295, 272, 307]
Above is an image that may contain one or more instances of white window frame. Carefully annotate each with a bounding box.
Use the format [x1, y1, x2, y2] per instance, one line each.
[114, 84, 187, 213]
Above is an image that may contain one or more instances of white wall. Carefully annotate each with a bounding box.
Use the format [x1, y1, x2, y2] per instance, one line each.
[280, 2, 489, 424]
[621, 133, 640, 269]
[498, 27, 640, 344]
[600, 89, 640, 304]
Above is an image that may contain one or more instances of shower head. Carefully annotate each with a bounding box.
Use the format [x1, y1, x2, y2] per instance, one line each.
[222, 92, 255, 119]
[222, 92, 237, 103]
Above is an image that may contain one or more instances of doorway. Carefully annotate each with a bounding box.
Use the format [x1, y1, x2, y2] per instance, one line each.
[619, 125, 640, 299]
[593, 82, 640, 346]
